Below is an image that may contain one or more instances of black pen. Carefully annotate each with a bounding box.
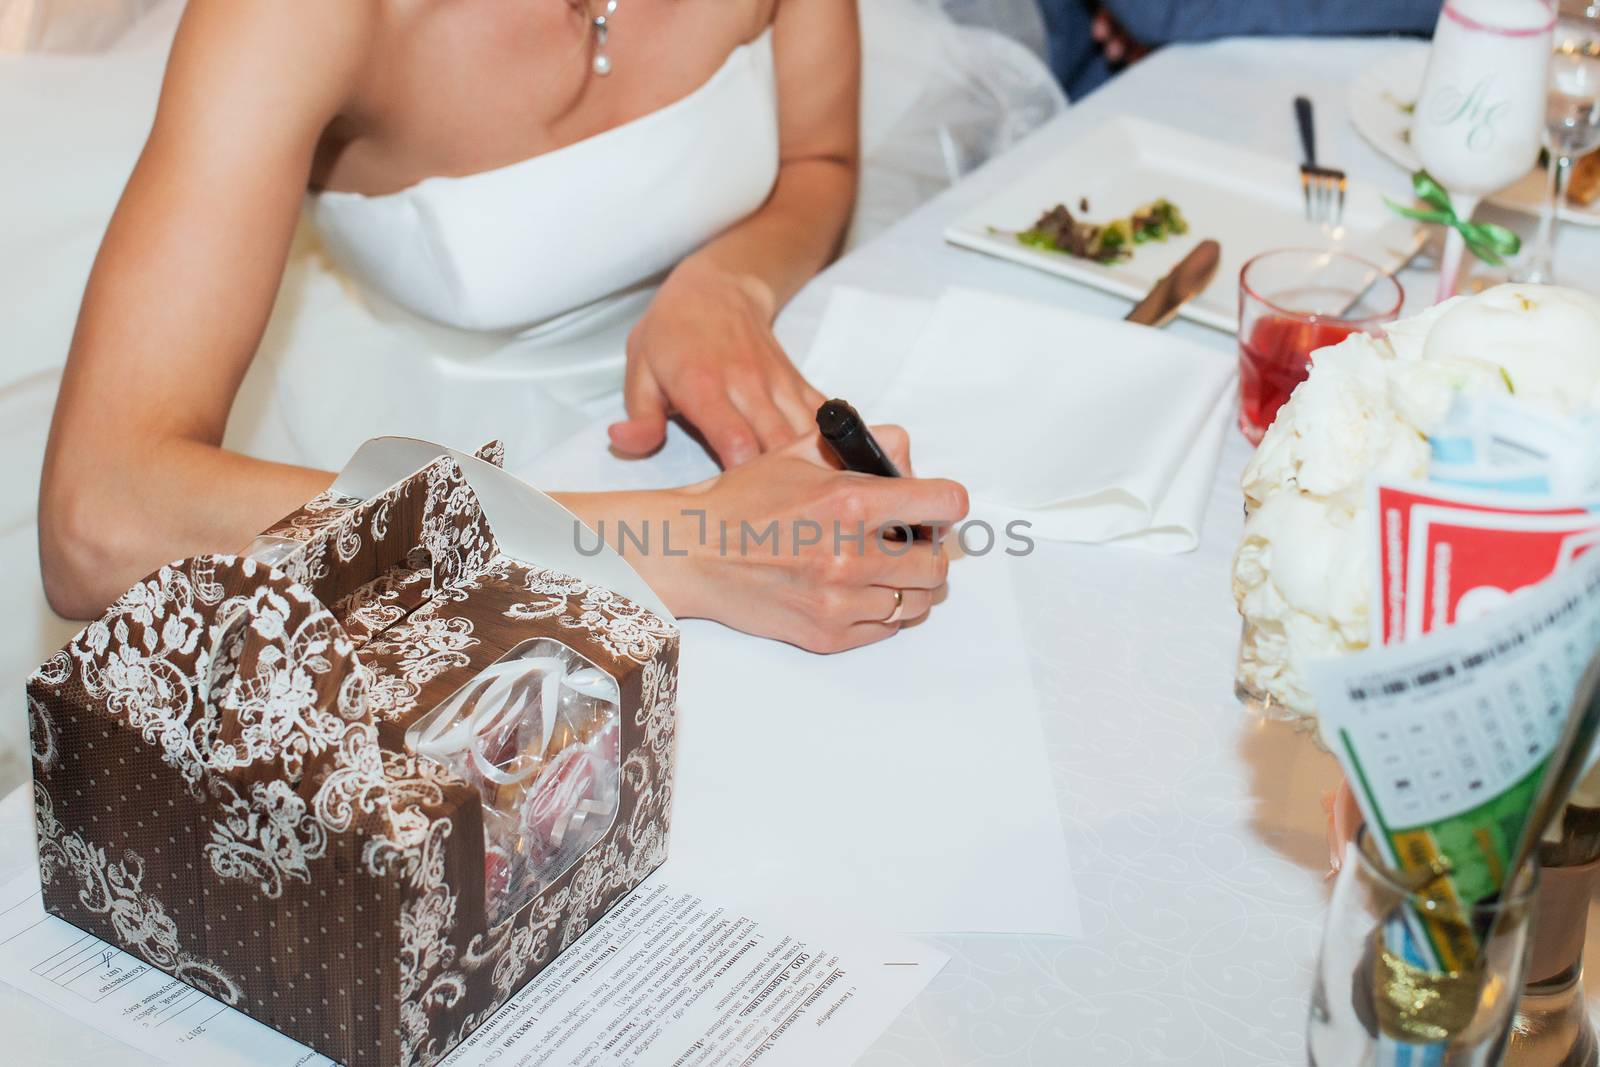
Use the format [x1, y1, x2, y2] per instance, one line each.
[815, 398, 917, 540]
[815, 398, 901, 478]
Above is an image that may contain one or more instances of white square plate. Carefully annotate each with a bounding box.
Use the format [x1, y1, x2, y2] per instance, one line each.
[943, 116, 1427, 331]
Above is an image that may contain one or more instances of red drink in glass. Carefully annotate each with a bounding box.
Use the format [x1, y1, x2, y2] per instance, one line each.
[1237, 249, 1404, 444]
[1237, 317, 1359, 445]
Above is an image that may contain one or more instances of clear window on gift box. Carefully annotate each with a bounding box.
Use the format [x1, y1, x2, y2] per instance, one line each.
[406, 639, 621, 924]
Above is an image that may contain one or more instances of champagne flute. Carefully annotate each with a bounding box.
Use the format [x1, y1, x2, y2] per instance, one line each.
[1521, 3, 1600, 283]
[1411, 0, 1555, 301]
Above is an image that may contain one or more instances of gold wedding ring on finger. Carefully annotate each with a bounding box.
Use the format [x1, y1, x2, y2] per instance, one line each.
[882, 588, 906, 625]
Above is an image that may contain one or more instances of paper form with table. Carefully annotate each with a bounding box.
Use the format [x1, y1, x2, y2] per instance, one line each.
[0, 865, 942, 1066]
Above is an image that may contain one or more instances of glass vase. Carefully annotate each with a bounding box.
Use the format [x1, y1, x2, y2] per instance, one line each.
[1309, 827, 1540, 1066]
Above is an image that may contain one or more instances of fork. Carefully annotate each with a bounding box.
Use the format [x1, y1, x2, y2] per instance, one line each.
[1295, 95, 1347, 226]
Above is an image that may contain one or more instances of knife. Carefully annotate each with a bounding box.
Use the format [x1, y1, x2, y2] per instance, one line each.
[1124, 239, 1222, 327]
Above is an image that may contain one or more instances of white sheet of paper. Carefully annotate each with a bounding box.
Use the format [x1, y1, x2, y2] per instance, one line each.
[802, 286, 1237, 553]
[434, 874, 944, 1067]
[0, 869, 335, 1067]
[668, 549, 1080, 937]
[520, 306, 1081, 938]
[0, 866, 943, 1067]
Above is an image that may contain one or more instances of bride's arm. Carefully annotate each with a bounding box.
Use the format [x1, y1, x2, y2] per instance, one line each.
[608, 0, 860, 468]
[677, 0, 861, 315]
[39, 0, 375, 618]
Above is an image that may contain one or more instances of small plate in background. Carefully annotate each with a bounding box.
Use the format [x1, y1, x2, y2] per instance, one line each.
[943, 116, 1426, 332]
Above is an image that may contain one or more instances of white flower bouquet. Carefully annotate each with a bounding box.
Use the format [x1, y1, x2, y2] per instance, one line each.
[1232, 283, 1600, 720]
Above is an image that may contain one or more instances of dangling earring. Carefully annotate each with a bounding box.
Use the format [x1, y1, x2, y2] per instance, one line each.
[590, 0, 619, 75]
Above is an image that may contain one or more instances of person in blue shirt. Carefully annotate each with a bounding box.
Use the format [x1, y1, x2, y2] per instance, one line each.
[1037, 0, 1446, 98]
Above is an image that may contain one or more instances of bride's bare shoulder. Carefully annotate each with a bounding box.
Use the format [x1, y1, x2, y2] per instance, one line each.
[166, 0, 383, 111]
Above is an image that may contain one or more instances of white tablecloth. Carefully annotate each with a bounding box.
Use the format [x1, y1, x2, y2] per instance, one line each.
[5, 34, 1600, 1067]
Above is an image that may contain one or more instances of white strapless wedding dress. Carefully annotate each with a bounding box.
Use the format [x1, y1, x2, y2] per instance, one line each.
[225, 1, 1065, 474]
[312, 33, 779, 335]
[236, 33, 777, 471]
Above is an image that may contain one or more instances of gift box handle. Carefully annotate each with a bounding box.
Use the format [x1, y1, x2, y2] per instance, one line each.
[307, 457, 497, 612]
[196, 581, 365, 784]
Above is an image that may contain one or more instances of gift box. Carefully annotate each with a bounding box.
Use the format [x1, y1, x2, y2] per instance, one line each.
[25, 437, 679, 1065]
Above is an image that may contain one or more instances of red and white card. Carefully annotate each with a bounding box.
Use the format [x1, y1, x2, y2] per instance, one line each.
[1406, 506, 1600, 637]
[1372, 483, 1593, 646]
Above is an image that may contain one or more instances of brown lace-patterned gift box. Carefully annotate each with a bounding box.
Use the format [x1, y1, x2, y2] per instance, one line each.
[26, 438, 678, 1066]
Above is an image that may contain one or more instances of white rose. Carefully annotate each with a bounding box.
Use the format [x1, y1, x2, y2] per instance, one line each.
[1386, 359, 1466, 431]
[1238, 492, 1369, 638]
[1383, 297, 1477, 430]
[1234, 492, 1371, 713]
[1421, 284, 1600, 413]
[1380, 295, 1462, 364]
[1242, 332, 1431, 510]
[1231, 284, 1600, 722]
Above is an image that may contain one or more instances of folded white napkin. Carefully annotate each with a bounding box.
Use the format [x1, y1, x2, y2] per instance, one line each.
[802, 286, 1238, 553]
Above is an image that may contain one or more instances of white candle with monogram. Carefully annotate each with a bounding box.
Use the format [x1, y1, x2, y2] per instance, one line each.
[1412, 0, 1555, 299]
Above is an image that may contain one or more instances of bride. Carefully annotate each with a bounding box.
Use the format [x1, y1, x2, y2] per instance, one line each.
[38, 0, 969, 652]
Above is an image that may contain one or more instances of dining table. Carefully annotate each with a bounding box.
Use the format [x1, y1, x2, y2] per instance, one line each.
[3, 31, 1600, 1067]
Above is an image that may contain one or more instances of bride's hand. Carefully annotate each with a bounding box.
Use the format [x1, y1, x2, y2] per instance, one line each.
[557, 427, 966, 653]
[608, 259, 826, 467]
[669, 426, 968, 651]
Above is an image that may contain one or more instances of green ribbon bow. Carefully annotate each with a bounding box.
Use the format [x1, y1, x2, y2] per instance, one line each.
[1385, 170, 1522, 266]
